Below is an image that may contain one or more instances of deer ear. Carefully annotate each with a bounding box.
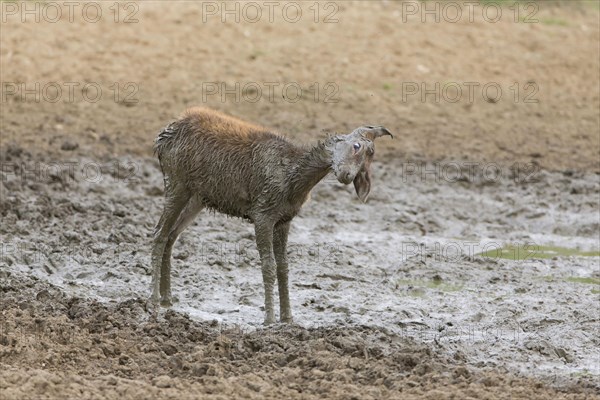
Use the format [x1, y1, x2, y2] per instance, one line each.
[362, 126, 393, 141]
[353, 164, 371, 203]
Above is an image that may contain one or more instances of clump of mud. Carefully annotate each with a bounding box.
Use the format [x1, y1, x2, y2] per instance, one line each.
[1, 272, 596, 400]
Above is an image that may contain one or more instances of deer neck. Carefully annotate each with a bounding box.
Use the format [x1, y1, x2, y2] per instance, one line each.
[287, 139, 334, 203]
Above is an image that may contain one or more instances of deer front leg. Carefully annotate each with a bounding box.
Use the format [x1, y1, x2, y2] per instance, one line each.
[255, 221, 276, 325]
[274, 222, 292, 323]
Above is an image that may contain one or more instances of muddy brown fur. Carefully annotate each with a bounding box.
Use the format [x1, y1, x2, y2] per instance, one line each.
[150, 107, 392, 324]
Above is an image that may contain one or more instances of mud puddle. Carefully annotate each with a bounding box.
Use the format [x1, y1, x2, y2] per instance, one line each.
[1, 149, 599, 394]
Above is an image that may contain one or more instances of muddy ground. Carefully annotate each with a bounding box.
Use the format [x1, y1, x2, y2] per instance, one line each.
[1, 1, 599, 399]
[1, 147, 599, 399]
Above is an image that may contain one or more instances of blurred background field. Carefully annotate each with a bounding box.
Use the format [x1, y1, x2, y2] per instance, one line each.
[1, 0, 599, 170]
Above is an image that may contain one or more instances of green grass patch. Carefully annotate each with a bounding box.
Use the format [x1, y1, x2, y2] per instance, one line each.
[478, 245, 600, 261]
[541, 18, 568, 26]
[585, 1, 600, 11]
[566, 277, 600, 285]
[472, 0, 535, 4]
[540, 275, 599, 293]
[571, 369, 595, 378]
[396, 279, 464, 295]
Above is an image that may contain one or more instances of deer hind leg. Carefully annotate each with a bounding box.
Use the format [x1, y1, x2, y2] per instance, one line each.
[274, 222, 292, 323]
[150, 185, 190, 305]
[160, 195, 204, 306]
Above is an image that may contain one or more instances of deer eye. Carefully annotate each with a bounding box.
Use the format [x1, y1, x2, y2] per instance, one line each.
[353, 143, 361, 151]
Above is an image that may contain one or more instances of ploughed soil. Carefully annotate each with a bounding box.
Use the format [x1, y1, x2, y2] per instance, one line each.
[0, 271, 596, 400]
[1, 1, 599, 399]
